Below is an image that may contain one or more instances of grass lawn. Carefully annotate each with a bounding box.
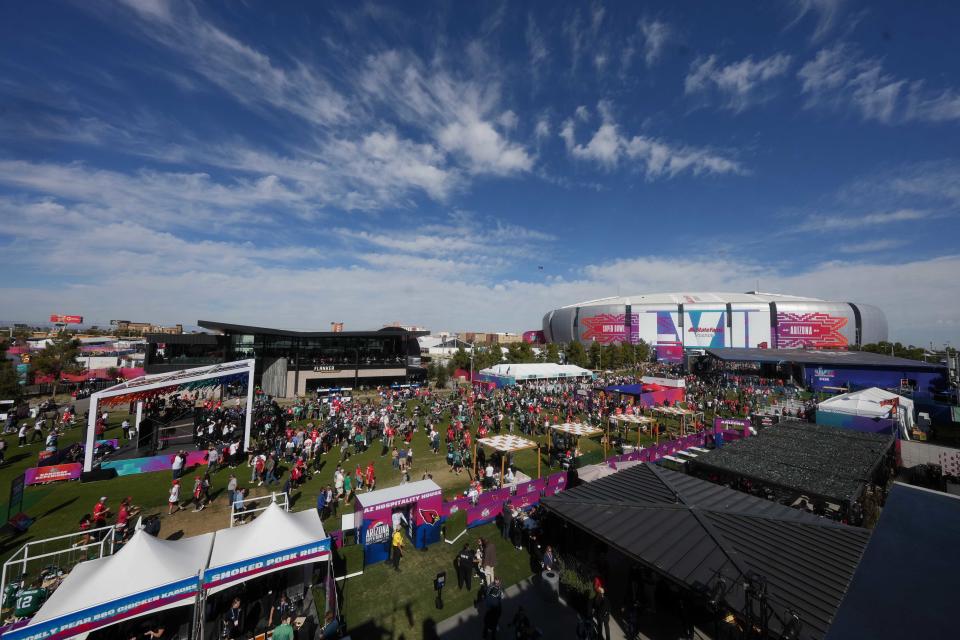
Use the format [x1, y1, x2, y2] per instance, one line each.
[338, 522, 534, 640]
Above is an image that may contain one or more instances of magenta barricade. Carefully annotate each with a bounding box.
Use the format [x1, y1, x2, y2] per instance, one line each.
[443, 497, 469, 518]
[467, 502, 501, 527]
[714, 417, 751, 434]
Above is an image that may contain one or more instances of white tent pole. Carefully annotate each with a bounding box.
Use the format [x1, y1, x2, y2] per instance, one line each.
[243, 362, 255, 453]
[134, 401, 143, 436]
[84, 393, 100, 472]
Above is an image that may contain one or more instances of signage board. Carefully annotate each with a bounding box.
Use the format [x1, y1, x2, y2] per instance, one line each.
[49, 315, 83, 324]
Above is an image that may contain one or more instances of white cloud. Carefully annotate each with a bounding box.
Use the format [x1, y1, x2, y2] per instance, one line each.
[534, 117, 551, 140]
[786, 0, 848, 43]
[798, 44, 960, 124]
[685, 53, 792, 112]
[497, 110, 519, 130]
[639, 19, 671, 67]
[574, 105, 590, 121]
[793, 208, 931, 232]
[560, 110, 744, 178]
[837, 239, 904, 254]
[525, 14, 548, 68]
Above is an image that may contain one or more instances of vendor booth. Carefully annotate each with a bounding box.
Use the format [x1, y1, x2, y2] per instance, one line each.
[548, 422, 605, 464]
[817, 387, 914, 438]
[354, 480, 443, 565]
[603, 376, 686, 408]
[6, 530, 214, 640]
[201, 502, 333, 639]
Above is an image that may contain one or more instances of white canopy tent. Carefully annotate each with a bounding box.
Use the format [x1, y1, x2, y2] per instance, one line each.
[8, 530, 214, 640]
[479, 363, 594, 382]
[84, 359, 255, 472]
[817, 387, 915, 435]
[204, 502, 330, 595]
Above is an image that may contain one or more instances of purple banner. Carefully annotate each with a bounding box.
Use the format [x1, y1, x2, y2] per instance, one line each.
[466, 503, 501, 527]
[714, 417, 750, 433]
[101, 449, 209, 477]
[443, 497, 469, 518]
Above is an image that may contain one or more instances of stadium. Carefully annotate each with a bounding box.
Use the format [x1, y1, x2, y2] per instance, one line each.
[541, 292, 888, 358]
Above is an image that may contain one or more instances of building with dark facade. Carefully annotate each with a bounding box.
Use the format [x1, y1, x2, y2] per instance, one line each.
[144, 320, 425, 397]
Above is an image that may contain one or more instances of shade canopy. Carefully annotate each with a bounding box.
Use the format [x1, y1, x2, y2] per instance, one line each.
[479, 363, 593, 381]
[817, 387, 914, 428]
[548, 422, 603, 437]
[610, 414, 655, 425]
[477, 434, 538, 453]
[204, 502, 330, 594]
[652, 406, 696, 416]
[9, 530, 214, 640]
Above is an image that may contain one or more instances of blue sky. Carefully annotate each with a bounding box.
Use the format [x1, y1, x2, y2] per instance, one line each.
[0, 0, 958, 344]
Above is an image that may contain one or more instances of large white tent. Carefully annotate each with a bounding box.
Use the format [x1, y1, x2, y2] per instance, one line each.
[817, 387, 915, 436]
[479, 363, 593, 382]
[8, 530, 214, 640]
[203, 502, 330, 594]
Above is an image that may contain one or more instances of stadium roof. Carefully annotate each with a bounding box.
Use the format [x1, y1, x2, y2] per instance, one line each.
[542, 463, 870, 640]
[825, 483, 960, 640]
[692, 421, 893, 503]
[561, 291, 821, 308]
[705, 347, 945, 371]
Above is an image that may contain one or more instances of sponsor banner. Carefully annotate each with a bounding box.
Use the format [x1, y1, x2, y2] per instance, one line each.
[775, 312, 849, 349]
[203, 539, 331, 591]
[511, 491, 539, 510]
[49, 315, 83, 324]
[580, 312, 639, 345]
[360, 514, 392, 565]
[713, 417, 750, 433]
[101, 450, 209, 476]
[96, 439, 120, 450]
[466, 503, 500, 527]
[637, 388, 685, 408]
[683, 309, 727, 349]
[5, 577, 197, 640]
[442, 497, 469, 518]
[24, 463, 82, 485]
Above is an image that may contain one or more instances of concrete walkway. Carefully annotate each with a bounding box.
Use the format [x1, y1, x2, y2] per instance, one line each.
[435, 576, 628, 639]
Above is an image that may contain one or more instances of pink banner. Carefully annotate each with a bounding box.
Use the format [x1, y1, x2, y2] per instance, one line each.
[443, 497, 469, 518]
[25, 463, 82, 485]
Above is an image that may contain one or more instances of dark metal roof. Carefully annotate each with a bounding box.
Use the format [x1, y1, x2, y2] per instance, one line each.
[197, 320, 411, 338]
[144, 332, 221, 344]
[543, 463, 871, 640]
[692, 421, 893, 503]
[705, 347, 945, 371]
[826, 483, 960, 640]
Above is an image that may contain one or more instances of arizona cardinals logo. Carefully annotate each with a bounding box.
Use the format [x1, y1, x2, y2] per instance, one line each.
[419, 508, 440, 525]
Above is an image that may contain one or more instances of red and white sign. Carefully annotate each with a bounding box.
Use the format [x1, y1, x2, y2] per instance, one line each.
[50, 314, 84, 324]
[776, 312, 848, 348]
[24, 463, 82, 485]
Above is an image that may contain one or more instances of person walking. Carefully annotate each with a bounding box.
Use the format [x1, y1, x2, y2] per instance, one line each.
[226, 474, 238, 506]
[592, 587, 611, 640]
[168, 480, 180, 515]
[391, 527, 404, 571]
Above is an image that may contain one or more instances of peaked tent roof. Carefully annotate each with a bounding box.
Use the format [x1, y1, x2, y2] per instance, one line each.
[354, 479, 442, 511]
[22, 530, 214, 630]
[825, 483, 960, 640]
[205, 502, 329, 594]
[479, 363, 593, 380]
[817, 387, 915, 426]
[542, 463, 870, 640]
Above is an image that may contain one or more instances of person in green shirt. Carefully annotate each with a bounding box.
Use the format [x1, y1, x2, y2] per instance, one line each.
[342, 472, 353, 503]
[271, 614, 295, 640]
[14, 583, 47, 618]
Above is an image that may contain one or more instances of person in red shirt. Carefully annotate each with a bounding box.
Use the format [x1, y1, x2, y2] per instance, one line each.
[92, 497, 110, 529]
[116, 499, 130, 534]
[365, 462, 376, 491]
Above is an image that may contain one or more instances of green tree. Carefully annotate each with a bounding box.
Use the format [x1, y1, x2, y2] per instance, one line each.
[566, 341, 588, 367]
[635, 339, 651, 363]
[32, 333, 81, 398]
[451, 346, 471, 372]
[507, 341, 536, 363]
[433, 362, 449, 388]
[602, 344, 622, 369]
[588, 340, 602, 369]
[544, 343, 560, 363]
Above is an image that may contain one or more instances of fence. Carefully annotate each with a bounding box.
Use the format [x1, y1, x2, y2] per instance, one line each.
[229, 491, 289, 527]
[1, 525, 117, 605]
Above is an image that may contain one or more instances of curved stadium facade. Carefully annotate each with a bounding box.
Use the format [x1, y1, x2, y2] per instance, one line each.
[542, 292, 887, 357]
